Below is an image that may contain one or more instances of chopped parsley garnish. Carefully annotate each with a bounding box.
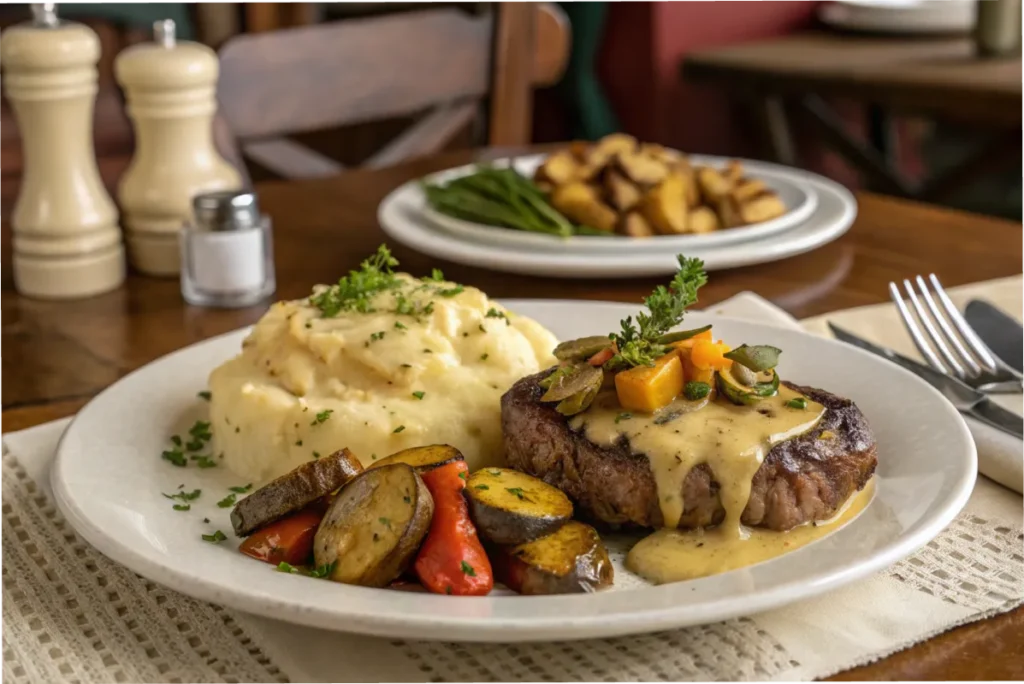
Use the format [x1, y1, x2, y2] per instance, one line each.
[202, 530, 227, 543]
[480, 353, 489, 361]
[172, 504, 191, 511]
[478, 324, 487, 333]
[786, 397, 808, 410]
[189, 420, 213, 441]
[170, 435, 182, 447]
[163, 489, 201, 502]
[506, 487, 526, 500]
[312, 451, 321, 459]
[393, 425, 405, 434]
[427, 268, 446, 282]
[437, 285, 464, 297]
[310, 409, 334, 426]
[308, 561, 336, 578]
[216, 493, 237, 508]
[229, 483, 253, 494]
[197, 391, 212, 401]
[394, 321, 407, 330]
[295, 439, 303, 446]
[422, 348, 433, 354]
[277, 561, 300, 574]
[369, 331, 386, 343]
[378, 517, 392, 529]
[609, 256, 707, 369]
[161, 449, 187, 467]
[485, 308, 509, 324]
[460, 561, 476, 577]
[403, 495, 411, 503]
[615, 412, 633, 424]
[309, 245, 400, 316]
[190, 455, 218, 468]
[412, 391, 425, 400]
[203, 517, 210, 524]
[458, 471, 467, 480]
[474, 484, 489, 490]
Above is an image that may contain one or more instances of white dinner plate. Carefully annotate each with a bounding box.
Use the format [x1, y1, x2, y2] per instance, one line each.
[819, 0, 976, 35]
[380, 168, 856, 278]
[412, 154, 818, 254]
[52, 301, 975, 642]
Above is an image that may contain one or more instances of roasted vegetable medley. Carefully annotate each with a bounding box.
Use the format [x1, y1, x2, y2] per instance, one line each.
[423, 134, 788, 239]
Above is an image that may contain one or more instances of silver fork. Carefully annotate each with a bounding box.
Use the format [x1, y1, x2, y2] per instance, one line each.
[890, 274, 1023, 394]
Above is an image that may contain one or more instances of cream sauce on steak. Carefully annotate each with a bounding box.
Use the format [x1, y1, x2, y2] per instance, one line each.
[570, 384, 871, 583]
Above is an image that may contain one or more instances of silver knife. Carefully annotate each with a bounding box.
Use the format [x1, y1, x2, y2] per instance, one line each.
[828, 323, 1023, 440]
[964, 299, 1023, 373]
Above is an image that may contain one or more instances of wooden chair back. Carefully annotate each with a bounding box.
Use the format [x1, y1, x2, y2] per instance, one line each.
[215, 3, 569, 182]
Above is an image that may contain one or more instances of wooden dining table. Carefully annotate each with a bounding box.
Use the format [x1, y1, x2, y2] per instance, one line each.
[3, 145, 1022, 679]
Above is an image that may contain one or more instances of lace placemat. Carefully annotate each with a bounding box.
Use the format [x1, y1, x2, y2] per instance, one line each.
[5, 291, 1022, 683]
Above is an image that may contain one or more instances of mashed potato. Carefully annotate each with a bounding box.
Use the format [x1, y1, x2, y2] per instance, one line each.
[209, 272, 557, 484]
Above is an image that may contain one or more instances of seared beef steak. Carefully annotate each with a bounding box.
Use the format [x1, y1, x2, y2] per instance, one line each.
[501, 371, 877, 532]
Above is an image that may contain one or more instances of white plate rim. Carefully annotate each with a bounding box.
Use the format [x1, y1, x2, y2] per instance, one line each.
[50, 302, 976, 643]
[379, 169, 857, 277]
[412, 153, 818, 253]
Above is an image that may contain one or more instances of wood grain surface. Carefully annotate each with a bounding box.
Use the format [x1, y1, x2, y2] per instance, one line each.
[684, 31, 1023, 127]
[2, 145, 1022, 680]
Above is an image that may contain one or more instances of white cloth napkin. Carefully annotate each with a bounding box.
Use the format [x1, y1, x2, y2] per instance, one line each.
[3, 289, 1022, 684]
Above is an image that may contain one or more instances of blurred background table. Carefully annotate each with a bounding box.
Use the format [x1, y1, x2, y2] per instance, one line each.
[684, 31, 1023, 204]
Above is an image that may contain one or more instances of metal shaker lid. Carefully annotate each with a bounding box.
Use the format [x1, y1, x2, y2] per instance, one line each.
[192, 191, 260, 232]
[30, 3, 61, 28]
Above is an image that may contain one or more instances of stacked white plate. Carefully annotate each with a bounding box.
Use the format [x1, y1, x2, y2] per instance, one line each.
[378, 153, 857, 278]
[819, 0, 977, 35]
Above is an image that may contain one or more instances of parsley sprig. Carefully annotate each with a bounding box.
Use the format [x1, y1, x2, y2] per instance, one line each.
[609, 255, 707, 369]
[309, 245, 400, 316]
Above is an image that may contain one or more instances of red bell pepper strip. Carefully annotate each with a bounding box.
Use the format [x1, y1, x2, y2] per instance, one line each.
[413, 460, 494, 596]
[588, 347, 615, 367]
[239, 508, 322, 566]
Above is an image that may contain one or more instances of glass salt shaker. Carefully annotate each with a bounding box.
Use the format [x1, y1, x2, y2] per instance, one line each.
[180, 190, 275, 307]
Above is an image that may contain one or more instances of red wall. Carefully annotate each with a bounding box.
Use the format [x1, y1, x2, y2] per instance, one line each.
[599, 2, 818, 155]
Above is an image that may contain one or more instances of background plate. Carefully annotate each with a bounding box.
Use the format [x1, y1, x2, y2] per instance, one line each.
[381, 171, 856, 277]
[414, 154, 818, 254]
[52, 302, 974, 642]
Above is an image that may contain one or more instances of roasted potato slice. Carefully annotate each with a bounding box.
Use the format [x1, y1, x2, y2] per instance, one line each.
[585, 133, 637, 168]
[568, 140, 591, 162]
[639, 143, 682, 166]
[723, 159, 744, 184]
[534, 151, 581, 186]
[615, 150, 669, 186]
[715, 196, 744, 229]
[367, 445, 464, 474]
[619, 211, 654, 238]
[465, 468, 573, 545]
[550, 182, 618, 232]
[696, 166, 733, 203]
[689, 206, 721, 234]
[230, 448, 363, 537]
[493, 521, 613, 595]
[739, 193, 787, 224]
[603, 169, 641, 211]
[678, 162, 700, 209]
[731, 178, 770, 203]
[313, 463, 434, 587]
[639, 172, 688, 234]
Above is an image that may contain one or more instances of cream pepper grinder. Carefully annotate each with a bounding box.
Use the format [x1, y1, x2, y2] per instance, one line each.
[115, 19, 242, 276]
[1, 3, 126, 299]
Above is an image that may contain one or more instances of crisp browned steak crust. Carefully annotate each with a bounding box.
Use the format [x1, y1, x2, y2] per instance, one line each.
[501, 371, 877, 532]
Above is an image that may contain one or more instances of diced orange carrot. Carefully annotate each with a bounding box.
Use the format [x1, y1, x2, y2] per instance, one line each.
[691, 340, 733, 371]
[587, 347, 615, 367]
[615, 353, 684, 413]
